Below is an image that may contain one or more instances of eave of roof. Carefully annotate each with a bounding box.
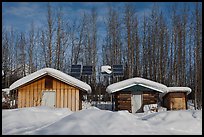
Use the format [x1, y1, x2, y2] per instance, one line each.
[106, 77, 168, 93]
[9, 68, 92, 93]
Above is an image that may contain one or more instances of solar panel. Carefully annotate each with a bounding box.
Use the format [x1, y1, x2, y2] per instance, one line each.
[82, 66, 93, 75]
[112, 65, 123, 76]
[70, 65, 81, 78]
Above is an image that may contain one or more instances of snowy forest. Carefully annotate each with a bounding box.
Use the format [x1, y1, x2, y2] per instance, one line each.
[2, 2, 202, 109]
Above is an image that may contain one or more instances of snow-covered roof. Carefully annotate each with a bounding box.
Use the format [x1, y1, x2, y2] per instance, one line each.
[9, 68, 91, 93]
[106, 77, 168, 93]
[167, 87, 192, 94]
[160, 87, 192, 99]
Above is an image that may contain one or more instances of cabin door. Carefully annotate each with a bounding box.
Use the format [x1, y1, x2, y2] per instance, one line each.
[131, 92, 142, 113]
[42, 91, 56, 107]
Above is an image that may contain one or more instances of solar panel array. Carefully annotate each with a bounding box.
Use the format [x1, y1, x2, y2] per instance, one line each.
[70, 65, 93, 78]
[112, 65, 123, 76]
[70, 64, 123, 78]
[82, 66, 93, 75]
[70, 65, 81, 78]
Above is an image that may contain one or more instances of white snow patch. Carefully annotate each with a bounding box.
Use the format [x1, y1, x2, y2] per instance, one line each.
[2, 106, 73, 135]
[143, 104, 158, 112]
[2, 106, 202, 135]
[2, 88, 10, 94]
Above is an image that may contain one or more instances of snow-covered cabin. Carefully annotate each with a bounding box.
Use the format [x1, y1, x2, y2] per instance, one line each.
[106, 77, 168, 113]
[7, 68, 92, 111]
[161, 87, 191, 110]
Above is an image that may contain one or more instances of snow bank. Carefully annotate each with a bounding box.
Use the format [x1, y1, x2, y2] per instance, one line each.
[140, 110, 202, 135]
[106, 77, 168, 93]
[9, 68, 91, 93]
[2, 106, 201, 135]
[2, 106, 73, 135]
[29, 108, 150, 135]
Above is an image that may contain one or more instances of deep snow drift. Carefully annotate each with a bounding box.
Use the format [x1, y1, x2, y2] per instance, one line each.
[2, 106, 202, 135]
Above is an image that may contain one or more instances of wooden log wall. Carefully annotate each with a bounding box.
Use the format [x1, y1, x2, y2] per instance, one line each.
[142, 91, 159, 105]
[114, 91, 131, 113]
[114, 91, 160, 113]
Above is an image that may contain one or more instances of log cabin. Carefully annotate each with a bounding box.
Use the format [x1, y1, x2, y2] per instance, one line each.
[106, 77, 168, 113]
[7, 68, 92, 111]
[161, 87, 191, 110]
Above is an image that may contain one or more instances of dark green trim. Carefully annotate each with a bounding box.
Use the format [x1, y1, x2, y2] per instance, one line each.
[122, 84, 156, 92]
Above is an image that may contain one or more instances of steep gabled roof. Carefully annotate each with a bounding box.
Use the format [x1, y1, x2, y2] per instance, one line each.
[9, 68, 91, 93]
[106, 77, 168, 93]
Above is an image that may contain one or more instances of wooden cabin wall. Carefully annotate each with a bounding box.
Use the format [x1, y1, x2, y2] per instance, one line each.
[18, 78, 45, 108]
[114, 91, 131, 113]
[17, 75, 80, 111]
[142, 91, 159, 105]
[114, 91, 159, 113]
[162, 92, 187, 110]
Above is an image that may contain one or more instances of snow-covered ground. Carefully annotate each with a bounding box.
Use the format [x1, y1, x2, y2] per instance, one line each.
[2, 103, 202, 135]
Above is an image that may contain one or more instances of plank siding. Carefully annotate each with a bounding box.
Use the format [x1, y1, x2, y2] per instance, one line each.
[75, 89, 79, 111]
[33, 82, 37, 107]
[22, 87, 26, 107]
[15, 75, 83, 111]
[26, 85, 30, 107]
[53, 79, 57, 107]
[64, 86, 68, 108]
[163, 92, 187, 110]
[21, 87, 24, 107]
[71, 89, 76, 111]
[60, 82, 64, 108]
[68, 88, 72, 110]
[30, 83, 34, 107]
[56, 80, 61, 108]
[37, 79, 42, 106]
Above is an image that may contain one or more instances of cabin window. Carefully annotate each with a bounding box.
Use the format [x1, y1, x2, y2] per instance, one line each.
[45, 77, 53, 89]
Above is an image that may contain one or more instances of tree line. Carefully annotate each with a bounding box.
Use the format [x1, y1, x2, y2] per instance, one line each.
[2, 2, 202, 109]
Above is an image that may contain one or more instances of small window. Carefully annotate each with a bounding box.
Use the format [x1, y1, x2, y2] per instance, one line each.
[45, 77, 53, 89]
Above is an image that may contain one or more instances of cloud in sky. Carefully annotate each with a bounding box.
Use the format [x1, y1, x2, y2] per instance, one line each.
[2, 2, 196, 33]
[2, 2, 151, 30]
[3, 2, 47, 31]
[2, 2, 197, 66]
